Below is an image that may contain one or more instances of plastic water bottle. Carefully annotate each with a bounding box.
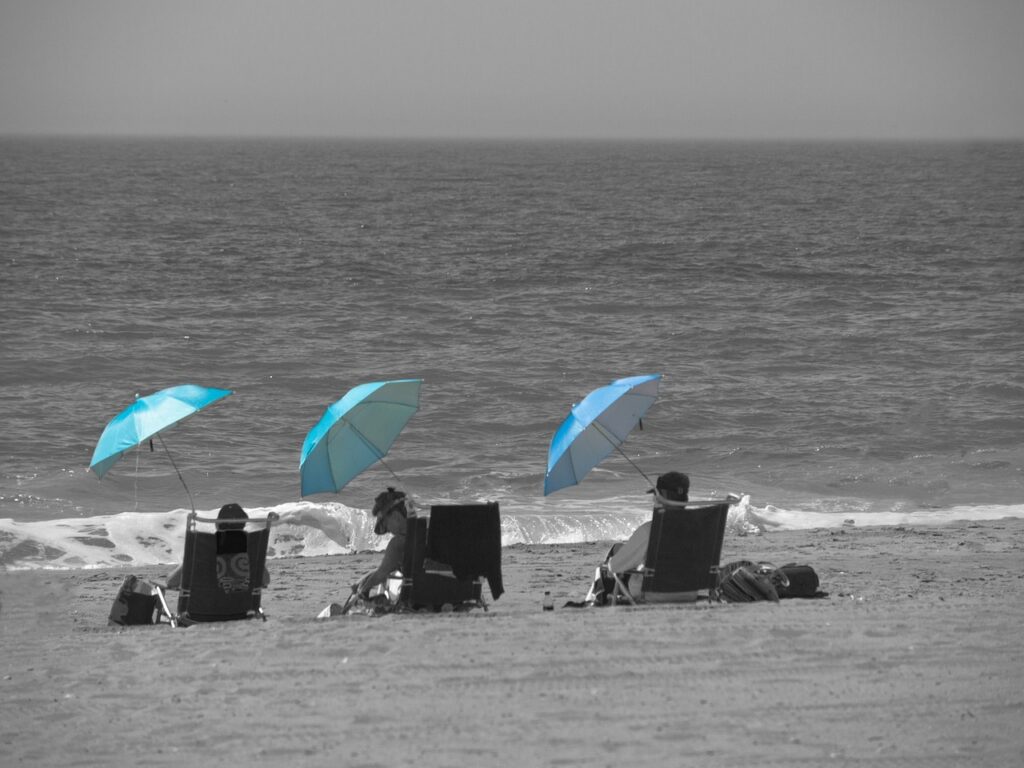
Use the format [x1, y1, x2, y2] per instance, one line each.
[542, 591, 554, 611]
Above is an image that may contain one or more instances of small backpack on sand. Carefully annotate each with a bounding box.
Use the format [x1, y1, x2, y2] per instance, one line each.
[717, 561, 782, 603]
[108, 575, 160, 626]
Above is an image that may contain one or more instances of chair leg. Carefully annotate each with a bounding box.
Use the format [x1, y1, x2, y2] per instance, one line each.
[611, 573, 636, 605]
[153, 586, 178, 628]
[583, 567, 602, 604]
[708, 565, 722, 603]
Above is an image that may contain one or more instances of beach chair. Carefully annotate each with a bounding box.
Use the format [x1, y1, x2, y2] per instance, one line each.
[397, 502, 504, 612]
[175, 510, 277, 625]
[601, 499, 732, 605]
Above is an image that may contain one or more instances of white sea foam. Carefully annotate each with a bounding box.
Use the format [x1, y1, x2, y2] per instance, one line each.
[745, 501, 1024, 531]
[3, 496, 1022, 571]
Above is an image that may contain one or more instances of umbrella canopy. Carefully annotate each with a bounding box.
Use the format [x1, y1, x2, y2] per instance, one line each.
[300, 378, 422, 496]
[90, 384, 233, 479]
[544, 373, 661, 495]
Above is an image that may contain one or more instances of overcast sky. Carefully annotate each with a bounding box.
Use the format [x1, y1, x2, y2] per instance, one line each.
[2, 0, 1022, 140]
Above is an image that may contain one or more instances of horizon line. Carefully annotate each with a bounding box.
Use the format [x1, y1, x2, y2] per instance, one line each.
[3, 131, 1023, 144]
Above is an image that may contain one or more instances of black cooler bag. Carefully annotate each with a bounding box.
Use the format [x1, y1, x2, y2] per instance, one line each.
[776, 564, 821, 598]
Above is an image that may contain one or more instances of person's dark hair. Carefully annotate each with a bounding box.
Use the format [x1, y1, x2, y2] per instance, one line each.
[217, 503, 247, 529]
[372, 487, 408, 535]
[216, 503, 248, 553]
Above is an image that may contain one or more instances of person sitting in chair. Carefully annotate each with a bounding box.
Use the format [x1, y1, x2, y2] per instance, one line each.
[592, 471, 690, 602]
[352, 487, 410, 600]
[164, 503, 270, 590]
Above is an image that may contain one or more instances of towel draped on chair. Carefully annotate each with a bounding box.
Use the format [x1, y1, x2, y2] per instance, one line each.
[425, 503, 504, 600]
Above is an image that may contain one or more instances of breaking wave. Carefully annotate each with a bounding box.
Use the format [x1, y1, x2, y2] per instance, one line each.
[2, 495, 1022, 571]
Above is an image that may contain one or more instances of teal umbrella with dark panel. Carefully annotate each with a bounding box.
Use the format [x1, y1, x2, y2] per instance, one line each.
[300, 379, 422, 496]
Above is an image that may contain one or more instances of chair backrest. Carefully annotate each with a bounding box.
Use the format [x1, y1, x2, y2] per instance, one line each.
[177, 515, 273, 622]
[399, 503, 503, 608]
[640, 502, 729, 596]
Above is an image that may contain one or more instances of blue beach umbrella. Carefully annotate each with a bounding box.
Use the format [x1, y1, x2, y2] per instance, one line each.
[90, 383, 234, 510]
[300, 379, 422, 497]
[544, 374, 661, 496]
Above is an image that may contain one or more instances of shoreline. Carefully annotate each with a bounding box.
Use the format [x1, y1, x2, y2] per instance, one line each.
[6, 511, 1024, 575]
[2, 519, 1023, 766]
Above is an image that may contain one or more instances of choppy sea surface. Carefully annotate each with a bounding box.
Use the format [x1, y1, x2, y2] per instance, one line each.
[2, 137, 1021, 570]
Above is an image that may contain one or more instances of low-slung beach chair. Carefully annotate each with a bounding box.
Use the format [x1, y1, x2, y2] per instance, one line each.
[599, 499, 732, 605]
[175, 510, 277, 625]
[398, 502, 504, 612]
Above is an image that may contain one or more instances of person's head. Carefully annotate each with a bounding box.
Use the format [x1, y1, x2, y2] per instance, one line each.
[649, 471, 690, 502]
[217, 503, 248, 530]
[215, 503, 249, 554]
[371, 487, 408, 535]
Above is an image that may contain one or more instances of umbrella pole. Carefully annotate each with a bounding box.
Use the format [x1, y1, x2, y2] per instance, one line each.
[378, 456, 404, 487]
[593, 422, 655, 488]
[157, 433, 196, 514]
[378, 457, 422, 513]
[612, 443, 654, 487]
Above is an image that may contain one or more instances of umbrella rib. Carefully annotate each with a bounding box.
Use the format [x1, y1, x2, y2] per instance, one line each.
[345, 421, 388, 461]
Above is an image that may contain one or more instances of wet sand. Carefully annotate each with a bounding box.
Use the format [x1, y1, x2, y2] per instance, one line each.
[2, 519, 1023, 767]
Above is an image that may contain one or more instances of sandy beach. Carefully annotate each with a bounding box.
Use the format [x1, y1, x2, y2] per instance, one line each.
[2, 519, 1023, 767]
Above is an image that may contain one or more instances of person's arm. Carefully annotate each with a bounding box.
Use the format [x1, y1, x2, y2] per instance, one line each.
[607, 521, 651, 573]
[355, 534, 405, 596]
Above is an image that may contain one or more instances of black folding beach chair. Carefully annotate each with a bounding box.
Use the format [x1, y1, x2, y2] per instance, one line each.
[397, 502, 504, 612]
[605, 500, 731, 605]
[175, 511, 277, 625]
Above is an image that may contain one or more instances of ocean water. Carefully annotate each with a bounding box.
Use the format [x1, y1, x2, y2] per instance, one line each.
[2, 137, 1022, 570]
